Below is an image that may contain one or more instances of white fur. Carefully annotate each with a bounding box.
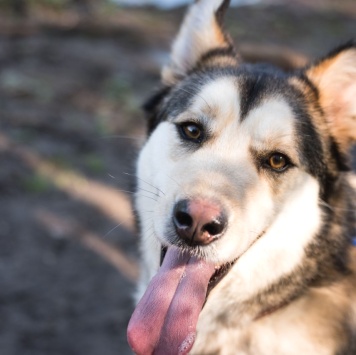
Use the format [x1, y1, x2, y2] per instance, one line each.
[135, 122, 177, 299]
[231, 175, 320, 298]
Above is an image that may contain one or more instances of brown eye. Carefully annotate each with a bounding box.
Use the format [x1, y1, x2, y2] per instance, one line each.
[268, 153, 288, 171]
[180, 123, 203, 142]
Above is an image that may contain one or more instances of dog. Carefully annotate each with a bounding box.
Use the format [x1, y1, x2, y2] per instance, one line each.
[127, 0, 356, 353]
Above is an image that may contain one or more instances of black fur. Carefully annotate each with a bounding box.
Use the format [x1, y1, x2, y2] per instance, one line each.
[215, 0, 231, 25]
[143, 86, 171, 135]
[198, 46, 236, 66]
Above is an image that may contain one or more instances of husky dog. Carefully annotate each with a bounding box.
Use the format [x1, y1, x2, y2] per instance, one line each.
[127, 0, 356, 354]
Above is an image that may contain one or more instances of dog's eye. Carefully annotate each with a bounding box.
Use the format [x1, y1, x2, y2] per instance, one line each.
[179, 123, 203, 142]
[267, 153, 289, 171]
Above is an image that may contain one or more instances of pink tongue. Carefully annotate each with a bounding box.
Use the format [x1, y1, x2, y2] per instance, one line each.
[127, 246, 215, 355]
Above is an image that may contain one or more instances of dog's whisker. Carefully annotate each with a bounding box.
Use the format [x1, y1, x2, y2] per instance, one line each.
[103, 222, 125, 238]
[108, 173, 160, 198]
[320, 200, 355, 212]
[319, 200, 334, 211]
[137, 195, 158, 202]
[137, 187, 161, 198]
[146, 231, 156, 243]
[146, 225, 154, 231]
[115, 188, 136, 194]
[143, 225, 155, 239]
[123, 172, 166, 196]
[139, 216, 154, 225]
[166, 173, 182, 188]
[115, 188, 158, 202]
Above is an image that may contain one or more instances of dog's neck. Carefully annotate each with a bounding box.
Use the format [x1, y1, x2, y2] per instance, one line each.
[202, 247, 350, 329]
[254, 299, 292, 321]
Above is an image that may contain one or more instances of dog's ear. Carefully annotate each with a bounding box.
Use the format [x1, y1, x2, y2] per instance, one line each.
[305, 43, 356, 152]
[162, 0, 238, 85]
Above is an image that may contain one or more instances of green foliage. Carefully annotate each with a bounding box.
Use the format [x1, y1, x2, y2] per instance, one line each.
[0, 70, 55, 103]
[23, 174, 52, 194]
[83, 154, 105, 174]
[104, 77, 131, 101]
[95, 113, 113, 136]
[47, 155, 72, 170]
[104, 76, 140, 115]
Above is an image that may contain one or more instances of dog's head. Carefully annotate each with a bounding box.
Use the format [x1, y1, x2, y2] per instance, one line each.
[137, 0, 355, 265]
[129, 1, 356, 353]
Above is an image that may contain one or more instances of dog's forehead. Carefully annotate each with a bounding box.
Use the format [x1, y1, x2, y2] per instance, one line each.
[189, 76, 240, 121]
[187, 74, 296, 141]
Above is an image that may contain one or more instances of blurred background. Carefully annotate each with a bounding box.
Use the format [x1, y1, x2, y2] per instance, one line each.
[0, 0, 355, 354]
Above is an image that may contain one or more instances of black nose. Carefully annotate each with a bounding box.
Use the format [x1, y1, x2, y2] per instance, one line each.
[172, 199, 227, 246]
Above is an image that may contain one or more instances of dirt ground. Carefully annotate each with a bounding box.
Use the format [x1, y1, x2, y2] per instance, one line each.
[0, 1, 355, 355]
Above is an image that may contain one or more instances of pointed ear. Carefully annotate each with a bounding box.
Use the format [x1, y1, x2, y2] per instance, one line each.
[162, 0, 238, 85]
[305, 43, 356, 152]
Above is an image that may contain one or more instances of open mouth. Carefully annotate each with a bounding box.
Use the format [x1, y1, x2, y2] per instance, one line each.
[207, 258, 236, 295]
[127, 244, 236, 355]
[127, 227, 266, 355]
[160, 245, 236, 297]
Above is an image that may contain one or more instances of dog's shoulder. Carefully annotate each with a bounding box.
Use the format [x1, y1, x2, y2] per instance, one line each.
[238, 247, 356, 355]
[284, 247, 356, 353]
[310, 248, 356, 352]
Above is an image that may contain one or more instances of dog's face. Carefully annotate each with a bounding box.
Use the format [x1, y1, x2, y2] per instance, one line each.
[128, 1, 356, 354]
[136, 0, 356, 267]
[138, 70, 325, 265]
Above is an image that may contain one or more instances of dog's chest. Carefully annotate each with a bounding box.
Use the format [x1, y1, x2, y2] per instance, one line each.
[192, 295, 339, 355]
